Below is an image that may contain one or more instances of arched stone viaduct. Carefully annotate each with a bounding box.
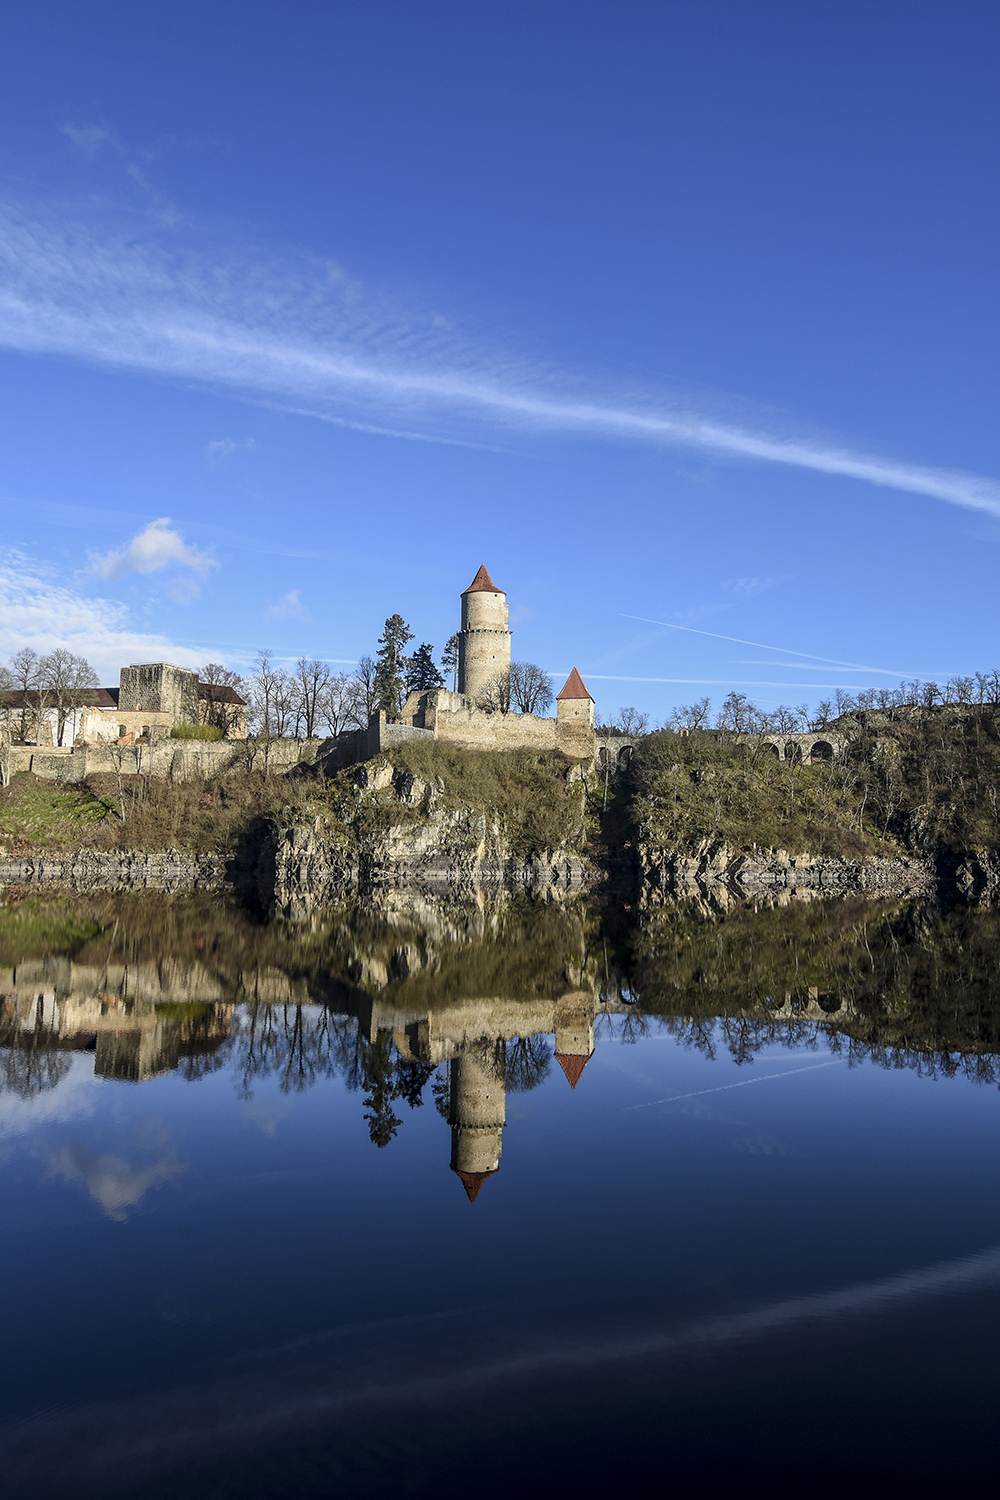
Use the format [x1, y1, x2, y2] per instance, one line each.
[754, 731, 845, 764]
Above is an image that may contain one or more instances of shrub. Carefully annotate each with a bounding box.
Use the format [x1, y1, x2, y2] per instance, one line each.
[170, 722, 224, 741]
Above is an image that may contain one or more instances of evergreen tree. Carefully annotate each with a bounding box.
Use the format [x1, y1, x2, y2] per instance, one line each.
[406, 642, 445, 694]
[441, 632, 460, 691]
[373, 613, 414, 715]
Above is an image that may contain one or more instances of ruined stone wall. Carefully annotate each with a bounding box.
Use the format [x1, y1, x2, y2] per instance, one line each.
[6, 736, 328, 786]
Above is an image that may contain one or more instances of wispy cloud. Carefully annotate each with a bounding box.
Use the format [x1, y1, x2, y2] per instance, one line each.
[2, 203, 999, 515]
[90, 516, 216, 584]
[206, 435, 256, 462]
[60, 124, 114, 159]
[267, 587, 307, 620]
[58, 125, 181, 228]
[720, 575, 783, 598]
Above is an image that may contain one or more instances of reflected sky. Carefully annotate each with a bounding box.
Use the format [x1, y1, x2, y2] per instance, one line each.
[1, 891, 999, 1495]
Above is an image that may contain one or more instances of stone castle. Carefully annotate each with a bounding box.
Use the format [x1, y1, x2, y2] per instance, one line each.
[347, 563, 599, 765]
[2, 565, 607, 786]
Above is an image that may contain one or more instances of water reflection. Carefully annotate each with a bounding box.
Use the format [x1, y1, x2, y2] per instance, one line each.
[3, 891, 1000, 1197]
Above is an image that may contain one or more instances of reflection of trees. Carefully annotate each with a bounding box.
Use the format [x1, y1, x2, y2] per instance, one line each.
[360, 1033, 434, 1148]
[505, 1035, 551, 1092]
[224, 1002, 435, 1147]
[0, 1034, 72, 1098]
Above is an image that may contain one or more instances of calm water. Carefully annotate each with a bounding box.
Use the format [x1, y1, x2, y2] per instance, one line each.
[2, 890, 999, 1496]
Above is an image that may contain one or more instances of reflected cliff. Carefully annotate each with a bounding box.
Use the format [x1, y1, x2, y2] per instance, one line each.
[3, 889, 1000, 1195]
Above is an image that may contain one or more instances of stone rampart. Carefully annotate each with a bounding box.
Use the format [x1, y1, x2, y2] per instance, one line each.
[4, 736, 329, 786]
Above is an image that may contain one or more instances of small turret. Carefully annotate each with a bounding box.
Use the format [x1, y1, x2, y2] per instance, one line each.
[556, 667, 595, 751]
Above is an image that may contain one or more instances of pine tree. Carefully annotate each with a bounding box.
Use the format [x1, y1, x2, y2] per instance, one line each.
[406, 643, 445, 694]
[441, 632, 460, 691]
[373, 614, 414, 715]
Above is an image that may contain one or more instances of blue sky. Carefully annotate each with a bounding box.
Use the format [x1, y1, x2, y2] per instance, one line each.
[1, 1, 998, 717]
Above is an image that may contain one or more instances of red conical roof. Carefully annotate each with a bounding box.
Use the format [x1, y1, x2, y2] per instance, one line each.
[555, 1051, 593, 1089]
[453, 1168, 495, 1203]
[556, 667, 594, 702]
[463, 563, 504, 595]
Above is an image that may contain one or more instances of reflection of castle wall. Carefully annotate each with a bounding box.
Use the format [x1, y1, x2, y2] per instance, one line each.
[0, 985, 232, 1083]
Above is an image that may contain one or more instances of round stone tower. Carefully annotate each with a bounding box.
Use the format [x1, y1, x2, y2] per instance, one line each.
[458, 564, 511, 703]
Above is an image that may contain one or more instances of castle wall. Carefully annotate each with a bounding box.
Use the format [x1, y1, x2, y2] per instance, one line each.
[6, 736, 328, 786]
[435, 704, 560, 753]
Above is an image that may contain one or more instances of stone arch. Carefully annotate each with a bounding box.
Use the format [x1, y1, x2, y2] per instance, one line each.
[762, 741, 780, 758]
[817, 993, 842, 1014]
[784, 741, 802, 763]
[598, 746, 612, 769]
[617, 744, 634, 768]
[809, 739, 834, 763]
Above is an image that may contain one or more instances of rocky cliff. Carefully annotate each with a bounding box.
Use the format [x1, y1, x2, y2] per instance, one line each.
[638, 836, 933, 903]
[260, 758, 592, 918]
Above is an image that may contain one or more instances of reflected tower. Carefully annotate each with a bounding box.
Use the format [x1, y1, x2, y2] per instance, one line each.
[449, 1037, 506, 1202]
[554, 992, 596, 1089]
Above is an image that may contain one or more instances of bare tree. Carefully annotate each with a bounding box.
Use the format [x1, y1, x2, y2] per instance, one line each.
[271, 670, 297, 737]
[199, 662, 247, 736]
[477, 671, 512, 714]
[508, 661, 553, 715]
[8, 647, 46, 742]
[352, 655, 380, 725]
[295, 657, 332, 738]
[772, 703, 807, 734]
[321, 672, 364, 736]
[717, 691, 756, 733]
[40, 649, 98, 745]
[670, 697, 711, 732]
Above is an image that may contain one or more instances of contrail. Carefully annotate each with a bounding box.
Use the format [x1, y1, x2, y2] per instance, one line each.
[625, 1059, 841, 1110]
[620, 613, 926, 680]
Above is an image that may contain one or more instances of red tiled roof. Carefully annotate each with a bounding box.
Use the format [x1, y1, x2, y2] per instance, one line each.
[453, 1168, 495, 1203]
[556, 667, 594, 702]
[555, 1051, 593, 1089]
[197, 681, 246, 705]
[463, 563, 504, 595]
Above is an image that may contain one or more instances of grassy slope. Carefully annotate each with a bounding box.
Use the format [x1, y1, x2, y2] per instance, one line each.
[384, 741, 590, 857]
[631, 733, 900, 859]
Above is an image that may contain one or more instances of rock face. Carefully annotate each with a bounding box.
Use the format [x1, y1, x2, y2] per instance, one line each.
[951, 849, 1000, 903]
[0, 849, 226, 891]
[262, 761, 591, 919]
[638, 838, 933, 903]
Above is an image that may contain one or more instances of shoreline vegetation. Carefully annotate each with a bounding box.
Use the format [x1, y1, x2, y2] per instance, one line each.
[1, 700, 999, 903]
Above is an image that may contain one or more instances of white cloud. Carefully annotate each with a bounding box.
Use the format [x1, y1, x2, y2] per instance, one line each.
[90, 517, 216, 583]
[267, 587, 306, 619]
[1, 204, 998, 516]
[60, 124, 114, 158]
[0, 547, 223, 678]
[206, 435, 255, 462]
[721, 576, 782, 598]
[49, 1143, 182, 1221]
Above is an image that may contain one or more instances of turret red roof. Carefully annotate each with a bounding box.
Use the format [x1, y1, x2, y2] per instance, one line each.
[555, 1052, 593, 1089]
[556, 667, 594, 702]
[463, 563, 504, 595]
[453, 1168, 495, 1203]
